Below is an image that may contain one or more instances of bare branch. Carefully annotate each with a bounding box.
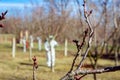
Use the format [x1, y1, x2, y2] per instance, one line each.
[0, 10, 8, 20]
[76, 0, 94, 70]
[70, 66, 120, 75]
[61, 65, 120, 80]
[60, 29, 88, 80]
[69, 29, 88, 72]
[0, 10, 8, 28]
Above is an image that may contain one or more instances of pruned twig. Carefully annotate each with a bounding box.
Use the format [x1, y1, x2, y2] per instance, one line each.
[0, 10, 8, 20]
[32, 56, 38, 80]
[0, 10, 8, 28]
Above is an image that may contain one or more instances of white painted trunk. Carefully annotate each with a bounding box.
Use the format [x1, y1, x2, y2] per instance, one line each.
[64, 39, 68, 56]
[30, 42, 32, 60]
[12, 37, 16, 58]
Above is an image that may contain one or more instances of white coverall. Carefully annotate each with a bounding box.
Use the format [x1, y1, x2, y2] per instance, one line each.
[44, 39, 58, 67]
[22, 38, 26, 53]
[29, 35, 34, 48]
[37, 37, 42, 51]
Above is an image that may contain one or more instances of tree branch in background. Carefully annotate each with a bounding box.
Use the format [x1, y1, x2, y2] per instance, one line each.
[76, 0, 94, 70]
[75, 0, 83, 31]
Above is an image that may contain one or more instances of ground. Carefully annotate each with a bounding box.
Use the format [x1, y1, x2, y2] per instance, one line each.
[0, 43, 120, 80]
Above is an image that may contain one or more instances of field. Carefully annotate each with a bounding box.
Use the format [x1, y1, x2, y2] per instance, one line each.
[0, 43, 120, 80]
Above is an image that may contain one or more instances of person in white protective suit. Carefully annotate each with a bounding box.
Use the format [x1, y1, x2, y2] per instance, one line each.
[44, 36, 58, 67]
[29, 35, 34, 48]
[22, 37, 26, 53]
[44, 38, 50, 67]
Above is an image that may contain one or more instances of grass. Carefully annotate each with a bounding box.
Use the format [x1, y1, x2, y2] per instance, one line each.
[0, 42, 120, 80]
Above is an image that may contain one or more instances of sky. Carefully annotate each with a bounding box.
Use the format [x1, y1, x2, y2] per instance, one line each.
[0, 0, 33, 9]
[0, 0, 44, 17]
[0, 0, 44, 7]
[0, 0, 81, 17]
[1, 0, 118, 18]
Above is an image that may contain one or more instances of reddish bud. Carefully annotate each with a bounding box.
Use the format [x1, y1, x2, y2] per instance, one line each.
[32, 56, 38, 69]
[90, 10, 93, 14]
[35, 65, 38, 69]
[2, 16, 5, 19]
[73, 40, 78, 43]
[32, 56, 36, 61]
[84, 28, 88, 35]
[0, 16, 3, 20]
[74, 75, 82, 80]
[82, 4, 85, 7]
[34, 61, 37, 65]
[0, 10, 8, 20]
[0, 24, 4, 28]
[88, 10, 93, 16]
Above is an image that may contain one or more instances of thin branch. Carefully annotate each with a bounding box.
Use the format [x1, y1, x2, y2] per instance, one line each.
[70, 66, 120, 75]
[76, 0, 94, 70]
[99, 0, 118, 55]
[0, 10, 8, 28]
[61, 65, 120, 80]
[69, 29, 88, 73]
[60, 29, 88, 80]
[0, 10, 8, 20]
[75, 0, 83, 28]
[74, 74, 87, 80]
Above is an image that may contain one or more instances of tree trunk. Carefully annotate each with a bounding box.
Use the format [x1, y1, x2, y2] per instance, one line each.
[12, 37, 16, 58]
[33, 66, 36, 80]
[64, 38, 68, 56]
[93, 60, 97, 80]
[115, 45, 119, 66]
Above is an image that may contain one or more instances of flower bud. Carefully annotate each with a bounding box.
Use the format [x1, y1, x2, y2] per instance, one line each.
[0, 24, 4, 28]
[32, 56, 36, 61]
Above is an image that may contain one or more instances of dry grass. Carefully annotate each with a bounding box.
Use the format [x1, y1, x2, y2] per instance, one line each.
[0, 43, 120, 80]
